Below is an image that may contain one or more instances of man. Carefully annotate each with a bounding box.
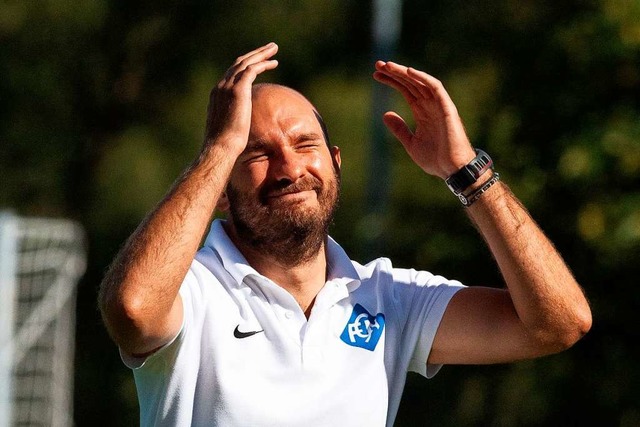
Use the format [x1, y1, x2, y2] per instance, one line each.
[99, 42, 591, 426]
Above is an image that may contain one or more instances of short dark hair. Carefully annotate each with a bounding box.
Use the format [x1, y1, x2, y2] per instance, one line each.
[313, 110, 331, 148]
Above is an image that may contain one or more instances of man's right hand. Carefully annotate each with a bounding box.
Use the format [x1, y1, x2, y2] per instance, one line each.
[204, 42, 279, 155]
[98, 43, 279, 358]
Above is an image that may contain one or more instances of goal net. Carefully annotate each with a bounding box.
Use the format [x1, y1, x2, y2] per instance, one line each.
[0, 212, 86, 427]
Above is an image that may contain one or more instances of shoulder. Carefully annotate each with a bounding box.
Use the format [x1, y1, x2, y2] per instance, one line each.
[350, 256, 393, 281]
[352, 257, 464, 289]
[350, 257, 465, 324]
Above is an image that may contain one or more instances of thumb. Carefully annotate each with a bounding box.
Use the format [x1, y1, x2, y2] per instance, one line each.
[382, 112, 413, 147]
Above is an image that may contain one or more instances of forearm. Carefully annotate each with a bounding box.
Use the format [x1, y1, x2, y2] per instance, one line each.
[466, 180, 592, 348]
[98, 43, 279, 354]
[99, 142, 239, 352]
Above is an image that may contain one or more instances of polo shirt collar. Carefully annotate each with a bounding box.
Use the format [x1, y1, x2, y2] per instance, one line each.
[204, 219, 361, 292]
[325, 235, 361, 291]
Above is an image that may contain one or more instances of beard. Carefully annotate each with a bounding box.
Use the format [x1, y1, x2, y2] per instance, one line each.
[226, 168, 340, 267]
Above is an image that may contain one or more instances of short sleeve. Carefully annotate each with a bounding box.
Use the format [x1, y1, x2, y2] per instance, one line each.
[119, 264, 201, 370]
[390, 267, 465, 378]
[119, 316, 185, 370]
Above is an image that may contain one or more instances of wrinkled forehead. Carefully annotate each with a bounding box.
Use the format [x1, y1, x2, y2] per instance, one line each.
[250, 85, 328, 143]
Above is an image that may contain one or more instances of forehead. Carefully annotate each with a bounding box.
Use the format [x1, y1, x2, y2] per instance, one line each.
[250, 86, 322, 140]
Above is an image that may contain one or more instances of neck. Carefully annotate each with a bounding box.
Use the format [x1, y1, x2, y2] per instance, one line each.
[224, 221, 329, 316]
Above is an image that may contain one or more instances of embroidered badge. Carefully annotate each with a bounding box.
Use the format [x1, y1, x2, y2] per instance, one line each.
[340, 304, 385, 351]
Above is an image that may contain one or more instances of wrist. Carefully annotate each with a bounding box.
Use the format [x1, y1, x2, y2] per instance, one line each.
[444, 148, 499, 207]
[458, 171, 500, 207]
[444, 149, 477, 177]
[445, 148, 493, 193]
[203, 134, 247, 158]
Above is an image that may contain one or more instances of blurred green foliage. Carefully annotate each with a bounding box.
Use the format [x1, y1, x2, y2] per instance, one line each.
[1, 0, 638, 425]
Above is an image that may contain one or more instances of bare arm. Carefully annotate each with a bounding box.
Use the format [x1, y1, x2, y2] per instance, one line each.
[431, 183, 591, 363]
[373, 61, 592, 364]
[98, 43, 279, 356]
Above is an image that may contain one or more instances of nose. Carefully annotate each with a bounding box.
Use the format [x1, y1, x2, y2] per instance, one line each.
[270, 148, 305, 183]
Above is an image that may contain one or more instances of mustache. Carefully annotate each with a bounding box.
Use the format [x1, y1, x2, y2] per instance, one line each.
[259, 176, 322, 202]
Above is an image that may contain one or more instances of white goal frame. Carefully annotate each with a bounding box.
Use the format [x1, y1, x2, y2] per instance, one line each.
[0, 211, 86, 427]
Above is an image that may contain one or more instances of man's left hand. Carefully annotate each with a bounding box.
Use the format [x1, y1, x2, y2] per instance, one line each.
[373, 61, 476, 179]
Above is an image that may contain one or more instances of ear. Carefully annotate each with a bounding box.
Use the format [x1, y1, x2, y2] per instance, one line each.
[216, 191, 230, 213]
[331, 145, 341, 170]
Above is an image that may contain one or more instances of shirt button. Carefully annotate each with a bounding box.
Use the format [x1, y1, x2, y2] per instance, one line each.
[284, 310, 293, 319]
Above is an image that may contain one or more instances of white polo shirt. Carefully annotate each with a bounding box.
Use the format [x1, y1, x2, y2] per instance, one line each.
[123, 219, 465, 426]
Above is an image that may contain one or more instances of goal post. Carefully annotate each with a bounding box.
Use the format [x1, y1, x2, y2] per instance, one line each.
[0, 211, 87, 427]
[0, 212, 18, 427]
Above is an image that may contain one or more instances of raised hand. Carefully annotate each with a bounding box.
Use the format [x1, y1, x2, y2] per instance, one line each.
[373, 61, 475, 179]
[204, 42, 279, 155]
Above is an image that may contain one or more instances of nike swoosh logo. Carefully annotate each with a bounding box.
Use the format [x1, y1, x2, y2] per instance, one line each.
[233, 325, 264, 339]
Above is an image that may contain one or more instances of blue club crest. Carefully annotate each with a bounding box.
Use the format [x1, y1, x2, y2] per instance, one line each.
[340, 304, 385, 351]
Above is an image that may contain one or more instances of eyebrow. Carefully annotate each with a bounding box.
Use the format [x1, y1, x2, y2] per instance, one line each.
[244, 139, 269, 152]
[294, 132, 323, 142]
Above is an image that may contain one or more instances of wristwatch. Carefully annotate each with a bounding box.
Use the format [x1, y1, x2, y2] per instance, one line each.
[445, 148, 494, 195]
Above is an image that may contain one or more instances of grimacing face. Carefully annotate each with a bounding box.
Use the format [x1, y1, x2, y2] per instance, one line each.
[222, 85, 342, 264]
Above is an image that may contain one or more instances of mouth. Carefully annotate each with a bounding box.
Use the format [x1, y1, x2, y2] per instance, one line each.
[261, 178, 321, 204]
[266, 189, 316, 202]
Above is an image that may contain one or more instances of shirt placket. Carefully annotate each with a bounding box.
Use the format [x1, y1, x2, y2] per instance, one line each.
[301, 279, 354, 369]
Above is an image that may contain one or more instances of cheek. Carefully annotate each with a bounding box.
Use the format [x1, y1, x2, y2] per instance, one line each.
[310, 154, 339, 183]
[305, 151, 332, 173]
[231, 163, 268, 191]
[309, 155, 324, 172]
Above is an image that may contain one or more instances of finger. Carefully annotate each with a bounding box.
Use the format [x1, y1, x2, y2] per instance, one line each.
[406, 67, 453, 105]
[382, 112, 414, 147]
[406, 67, 461, 118]
[224, 43, 279, 82]
[232, 59, 279, 86]
[233, 42, 278, 66]
[374, 60, 388, 70]
[373, 71, 417, 103]
[385, 63, 449, 104]
[374, 70, 422, 101]
[234, 43, 279, 72]
[406, 67, 444, 90]
[223, 58, 278, 90]
[378, 62, 432, 99]
[375, 62, 425, 100]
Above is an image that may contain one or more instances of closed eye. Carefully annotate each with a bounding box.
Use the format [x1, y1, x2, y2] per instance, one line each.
[298, 143, 318, 150]
[242, 140, 270, 163]
[244, 152, 269, 163]
[295, 133, 323, 150]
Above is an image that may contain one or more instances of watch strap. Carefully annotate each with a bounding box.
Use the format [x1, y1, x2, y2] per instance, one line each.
[457, 172, 500, 207]
[445, 148, 494, 194]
